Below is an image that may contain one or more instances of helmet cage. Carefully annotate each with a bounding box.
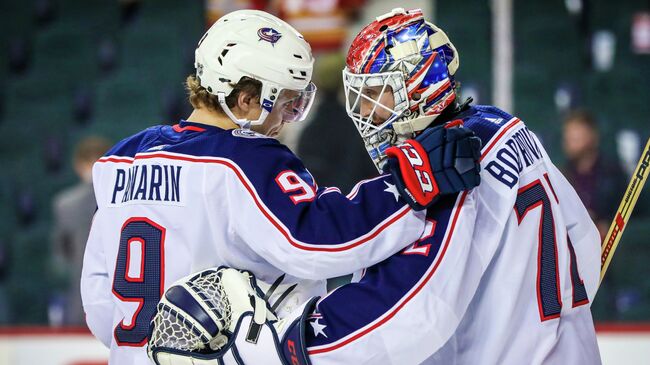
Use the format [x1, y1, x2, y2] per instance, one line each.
[343, 69, 410, 171]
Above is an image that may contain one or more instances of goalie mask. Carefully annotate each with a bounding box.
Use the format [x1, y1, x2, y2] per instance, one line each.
[195, 9, 317, 128]
[343, 8, 459, 171]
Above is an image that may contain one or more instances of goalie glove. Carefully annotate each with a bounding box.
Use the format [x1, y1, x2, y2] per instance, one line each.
[147, 267, 277, 364]
[385, 120, 482, 211]
[147, 267, 317, 365]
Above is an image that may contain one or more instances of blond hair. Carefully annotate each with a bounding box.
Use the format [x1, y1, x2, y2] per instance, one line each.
[185, 75, 262, 113]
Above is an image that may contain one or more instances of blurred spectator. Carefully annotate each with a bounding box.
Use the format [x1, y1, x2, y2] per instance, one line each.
[562, 110, 626, 238]
[296, 52, 376, 193]
[50, 136, 111, 326]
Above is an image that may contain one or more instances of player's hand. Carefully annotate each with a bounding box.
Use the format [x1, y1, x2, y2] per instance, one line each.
[385, 120, 482, 211]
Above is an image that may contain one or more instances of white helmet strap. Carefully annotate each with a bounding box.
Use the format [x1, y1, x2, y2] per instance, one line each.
[392, 115, 436, 136]
[217, 92, 271, 129]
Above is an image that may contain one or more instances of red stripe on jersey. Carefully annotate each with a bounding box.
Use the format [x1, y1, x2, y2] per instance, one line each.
[97, 152, 412, 252]
[479, 118, 522, 162]
[543, 173, 559, 203]
[97, 157, 134, 163]
[172, 124, 206, 133]
[308, 192, 467, 355]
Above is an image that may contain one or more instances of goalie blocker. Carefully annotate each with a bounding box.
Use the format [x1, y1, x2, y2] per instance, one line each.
[147, 267, 315, 365]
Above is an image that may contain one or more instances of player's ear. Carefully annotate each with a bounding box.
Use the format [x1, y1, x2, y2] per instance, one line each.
[236, 90, 259, 113]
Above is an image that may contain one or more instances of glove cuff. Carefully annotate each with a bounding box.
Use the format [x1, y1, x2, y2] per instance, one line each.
[279, 297, 319, 365]
[385, 140, 440, 207]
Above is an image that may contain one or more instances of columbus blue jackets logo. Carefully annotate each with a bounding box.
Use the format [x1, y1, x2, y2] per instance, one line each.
[258, 27, 282, 45]
[232, 129, 268, 139]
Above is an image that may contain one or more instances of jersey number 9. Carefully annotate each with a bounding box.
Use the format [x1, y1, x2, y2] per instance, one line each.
[111, 218, 166, 346]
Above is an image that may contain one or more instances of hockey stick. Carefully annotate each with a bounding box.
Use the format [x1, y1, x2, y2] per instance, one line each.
[600, 137, 650, 285]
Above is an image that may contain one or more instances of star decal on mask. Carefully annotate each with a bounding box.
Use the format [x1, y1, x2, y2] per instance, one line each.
[386, 32, 427, 75]
[384, 181, 401, 202]
[310, 318, 328, 338]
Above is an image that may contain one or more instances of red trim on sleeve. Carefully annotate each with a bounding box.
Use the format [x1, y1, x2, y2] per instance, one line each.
[479, 118, 521, 162]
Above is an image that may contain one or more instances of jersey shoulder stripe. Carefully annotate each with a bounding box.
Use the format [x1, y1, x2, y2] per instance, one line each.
[96, 150, 412, 252]
[96, 122, 414, 251]
[457, 105, 526, 161]
[457, 105, 515, 145]
[103, 125, 165, 159]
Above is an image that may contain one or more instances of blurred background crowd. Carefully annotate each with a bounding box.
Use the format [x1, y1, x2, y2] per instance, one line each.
[0, 0, 648, 328]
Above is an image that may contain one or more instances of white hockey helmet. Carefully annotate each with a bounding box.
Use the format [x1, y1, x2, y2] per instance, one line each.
[194, 9, 316, 127]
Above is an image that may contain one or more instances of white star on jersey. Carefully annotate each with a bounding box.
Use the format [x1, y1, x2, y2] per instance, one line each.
[310, 318, 328, 338]
[384, 181, 401, 202]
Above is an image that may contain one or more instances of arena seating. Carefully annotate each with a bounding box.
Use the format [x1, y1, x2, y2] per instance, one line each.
[0, 0, 647, 324]
[0, 0, 202, 323]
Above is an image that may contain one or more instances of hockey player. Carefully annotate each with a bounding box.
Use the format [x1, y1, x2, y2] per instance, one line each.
[80, 9, 482, 365]
[148, 8, 602, 365]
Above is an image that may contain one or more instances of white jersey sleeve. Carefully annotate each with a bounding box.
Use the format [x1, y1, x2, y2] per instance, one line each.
[80, 212, 114, 348]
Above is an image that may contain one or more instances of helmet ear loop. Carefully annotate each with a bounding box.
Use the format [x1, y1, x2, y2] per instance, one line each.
[217, 92, 271, 129]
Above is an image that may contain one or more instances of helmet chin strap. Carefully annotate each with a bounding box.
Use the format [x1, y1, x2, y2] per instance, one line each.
[392, 114, 436, 136]
[391, 92, 467, 137]
[217, 93, 270, 129]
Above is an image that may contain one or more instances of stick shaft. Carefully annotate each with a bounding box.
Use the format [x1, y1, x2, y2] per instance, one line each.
[600, 138, 650, 285]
